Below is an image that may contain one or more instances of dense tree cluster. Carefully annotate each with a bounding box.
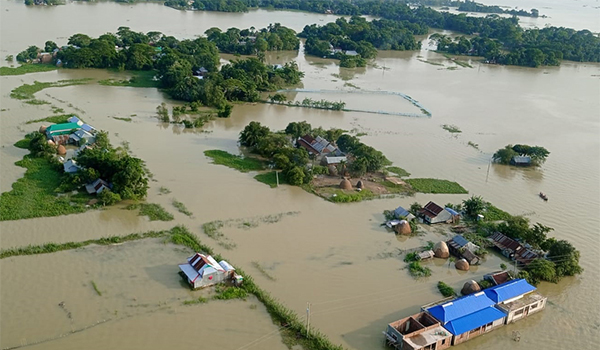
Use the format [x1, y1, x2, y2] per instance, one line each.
[164, 0, 255, 11]
[17, 27, 303, 111]
[492, 144, 550, 165]
[336, 134, 391, 175]
[205, 24, 299, 55]
[457, 1, 539, 17]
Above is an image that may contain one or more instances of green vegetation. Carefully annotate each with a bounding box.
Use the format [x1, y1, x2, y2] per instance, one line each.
[403, 252, 419, 263]
[457, 1, 540, 17]
[467, 141, 479, 150]
[493, 144, 550, 166]
[158, 186, 171, 194]
[386, 166, 411, 177]
[337, 134, 391, 175]
[26, 114, 77, 124]
[329, 189, 375, 203]
[251, 261, 277, 281]
[442, 124, 461, 133]
[10, 79, 92, 100]
[172, 199, 193, 217]
[98, 70, 159, 88]
[405, 178, 468, 194]
[205, 24, 300, 55]
[438, 281, 456, 297]
[408, 261, 432, 278]
[25, 99, 51, 105]
[213, 286, 249, 300]
[204, 150, 266, 172]
[254, 171, 288, 188]
[183, 296, 209, 305]
[113, 117, 132, 122]
[91, 281, 102, 296]
[271, 96, 346, 111]
[126, 203, 174, 221]
[0, 64, 57, 76]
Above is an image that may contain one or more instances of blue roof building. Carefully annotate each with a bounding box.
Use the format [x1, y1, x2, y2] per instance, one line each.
[484, 279, 536, 303]
[488, 279, 547, 324]
[393, 206, 415, 221]
[426, 292, 507, 346]
[445, 207, 460, 217]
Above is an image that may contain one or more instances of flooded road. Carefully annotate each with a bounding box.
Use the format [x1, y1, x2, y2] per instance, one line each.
[1, 1, 599, 350]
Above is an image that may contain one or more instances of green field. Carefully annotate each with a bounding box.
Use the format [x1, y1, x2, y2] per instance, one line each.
[204, 150, 266, 173]
[0, 64, 57, 76]
[98, 70, 159, 88]
[405, 178, 468, 194]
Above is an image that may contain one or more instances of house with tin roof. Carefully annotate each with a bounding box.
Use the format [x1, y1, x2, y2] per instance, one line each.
[425, 292, 506, 346]
[393, 206, 416, 221]
[489, 232, 538, 267]
[45, 122, 80, 138]
[178, 253, 236, 290]
[510, 156, 532, 166]
[485, 279, 546, 324]
[447, 235, 481, 265]
[419, 201, 453, 224]
[297, 134, 339, 157]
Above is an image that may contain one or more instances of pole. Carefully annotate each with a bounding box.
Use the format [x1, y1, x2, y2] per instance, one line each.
[514, 259, 517, 275]
[306, 302, 311, 337]
[485, 159, 491, 183]
[276, 171, 279, 187]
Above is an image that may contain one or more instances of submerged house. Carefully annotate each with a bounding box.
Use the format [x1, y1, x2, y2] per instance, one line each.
[178, 253, 236, 289]
[67, 116, 84, 126]
[384, 312, 452, 350]
[510, 156, 532, 166]
[446, 235, 481, 265]
[419, 202, 453, 224]
[485, 279, 547, 324]
[85, 178, 110, 194]
[425, 292, 506, 346]
[484, 271, 512, 286]
[489, 232, 538, 267]
[45, 122, 81, 138]
[297, 134, 339, 157]
[393, 206, 416, 221]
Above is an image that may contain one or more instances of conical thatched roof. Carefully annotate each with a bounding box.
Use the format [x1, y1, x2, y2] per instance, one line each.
[455, 258, 470, 271]
[57, 145, 67, 155]
[461, 280, 481, 295]
[339, 178, 352, 190]
[39, 125, 48, 133]
[395, 220, 412, 235]
[433, 241, 449, 258]
[356, 180, 363, 189]
[328, 165, 338, 176]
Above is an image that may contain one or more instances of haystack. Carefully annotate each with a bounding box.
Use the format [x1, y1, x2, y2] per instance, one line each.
[395, 220, 412, 235]
[57, 145, 67, 155]
[47, 140, 55, 145]
[433, 241, 450, 258]
[455, 258, 470, 271]
[328, 165, 338, 176]
[461, 280, 481, 295]
[356, 180, 363, 189]
[339, 178, 352, 190]
[39, 125, 48, 133]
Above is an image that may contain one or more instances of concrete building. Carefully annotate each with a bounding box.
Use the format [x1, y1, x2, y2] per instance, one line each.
[485, 279, 547, 324]
[384, 312, 452, 350]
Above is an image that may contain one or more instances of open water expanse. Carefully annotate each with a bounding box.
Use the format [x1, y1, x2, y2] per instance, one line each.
[1, 0, 599, 349]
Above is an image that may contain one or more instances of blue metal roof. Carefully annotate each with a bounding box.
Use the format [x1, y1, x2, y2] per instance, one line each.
[484, 279, 536, 303]
[451, 234, 469, 247]
[393, 206, 410, 218]
[427, 292, 495, 323]
[445, 207, 460, 216]
[443, 307, 507, 335]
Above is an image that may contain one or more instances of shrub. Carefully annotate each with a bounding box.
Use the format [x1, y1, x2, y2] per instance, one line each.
[437, 281, 456, 297]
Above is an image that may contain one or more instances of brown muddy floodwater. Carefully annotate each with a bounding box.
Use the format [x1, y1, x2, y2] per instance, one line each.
[1, 1, 599, 350]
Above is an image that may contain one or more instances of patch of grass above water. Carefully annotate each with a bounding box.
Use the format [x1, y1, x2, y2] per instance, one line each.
[0, 64, 57, 76]
[251, 261, 277, 281]
[213, 286, 248, 300]
[26, 113, 79, 124]
[113, 116, 132, 122]
[442, 124, 462, 133]
[126, 203, 174, 221]
[405, 178, 468, 194]
[10, 79, 93, 100]
[254, 171, 288, 188]
[408, 261, 432, 278]
[386, 166, 411, 177]
[438, 281, 456, 297]
[204, 150, 266, 173]
[183, 296, 208, 305]
[91, 281, 102, 296]
[24, 99, 51, 105]
[172, 199, 193, 217]
[329, 188, 375, 203]
[0, 154, 90, 221]
[98, 70, 159, 88]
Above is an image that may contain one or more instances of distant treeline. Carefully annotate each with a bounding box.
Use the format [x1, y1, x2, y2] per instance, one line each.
[456, 1, 540, 17]
[205, 24, 299, 56]
[17, 27, 303, 111]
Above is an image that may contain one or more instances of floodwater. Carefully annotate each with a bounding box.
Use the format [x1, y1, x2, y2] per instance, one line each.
[1, 1, 599, 350]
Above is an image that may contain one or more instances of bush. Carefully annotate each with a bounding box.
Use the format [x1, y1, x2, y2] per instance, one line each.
[437, 281, 456, 297]
[408, 261, 431, 278]
[404, 252, 419, 263]
[98, 189, 121, 205]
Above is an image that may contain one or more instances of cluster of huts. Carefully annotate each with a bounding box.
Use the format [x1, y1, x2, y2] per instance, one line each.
[40, 117, 110, 196]
[384, 278, 547, 350]
[178, 253, 243, 289]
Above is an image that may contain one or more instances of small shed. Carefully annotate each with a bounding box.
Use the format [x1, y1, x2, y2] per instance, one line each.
[63, 159, 80, 174]
[419, 202, 453, 224]
[393, 206, 415, 221]
[418, 250, 435, 261]
[510, 156, 532, 166]
[85, 178, 110, 194]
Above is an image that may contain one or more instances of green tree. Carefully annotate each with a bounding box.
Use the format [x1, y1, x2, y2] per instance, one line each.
[462, 195, 485, 219]
[157, 103, 170, 123]
[285, 121, 312, 139]
[239, 121, 270, 147]
[547, 240, 583, 277]
[526, 258, 557, 285]
[286, 166, 305, 185]
[44, 41, 58, 53]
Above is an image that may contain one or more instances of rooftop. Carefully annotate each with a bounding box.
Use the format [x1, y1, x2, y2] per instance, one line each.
[484, 279, 536, 303]
[443, 306, 506, 335]
[497, 292, 545, 312]
[427, 292, 495, 323]
[404, 325, 451, 348]
[46, 122, 80, 132]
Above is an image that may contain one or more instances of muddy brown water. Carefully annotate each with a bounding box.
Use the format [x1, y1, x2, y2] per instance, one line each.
[1, 1, 599, 349]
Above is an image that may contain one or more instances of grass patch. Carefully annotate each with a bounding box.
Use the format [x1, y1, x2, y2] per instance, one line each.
[158, 186, 171, 195]
[251, 261, 277, 281]
[438, 281, 456, 297]
[386, 166, 411, 177]
[213, 286, 248, 300]
[91, 281, 102, 296]
[254, 171, 288, 188]
[202, 220, 225, 240]
[355, 132, 368, 137]
[126, 203, 174, 221]
[113, 117, 132, 122]
[442, 124, 462, 133]
[467, 141, 479, 150]
[24, 99, 51, 105]
[11, 79, 93, 100]
[405, 178, 468, 194]
[14, 139, 31, 149]
[484, 204, 512, 221]
[329, 189, 375, 203]
[0, 64, 57, 76]
[51, 106, 65, 114]
[343, 82, 360, 89]
[26, 113, 78, 125]
[418, 59, 444, 66]
[454, 60, 473, 68]
[98, 70, 159, 88]
[0, 153, 91, 221]
[408, 261, 432, 278]
[172, 199, 193, 217]
[183, 296, 208, 305]
[403, 252, 419, 263]
[204, 150, 266, 173]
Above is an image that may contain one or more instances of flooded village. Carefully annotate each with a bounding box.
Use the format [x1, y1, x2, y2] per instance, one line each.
[1, 1, 599, 350]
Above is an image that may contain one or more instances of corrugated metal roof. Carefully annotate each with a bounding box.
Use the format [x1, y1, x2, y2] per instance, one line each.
[512, 156, 531, 163]
[325, 156, 347, 165]
[484, 279, 536, 303]
[445, 207, 460, 216]
[451, 235, 469, 247]
[218, 260, 235, 272]
[443, 307, 506, 335]
[46, 122, 80, 132]
[81, 124, 95, 132]
[427, 292, 495, 323]
[393, 206, 410, 218]
[179, 264, 199, 281]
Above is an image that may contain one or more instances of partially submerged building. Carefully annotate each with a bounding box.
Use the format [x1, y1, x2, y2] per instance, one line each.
[446, 235, 481, 265]
[297, 134, 340, 157]
[484, 271, 512, 286]
[85, 178, 110, 194]
[178, 253, 237, 289]
[489, 232, 538, 267]
[419, 202, 453, 224]
[63, 159, 80, 174]
[393, 206, 416, 221]
[510, 156, 532, 166]
[485, 279, 546, 324]
[424, 292, 506, 346]
[384, 312, 452, 350]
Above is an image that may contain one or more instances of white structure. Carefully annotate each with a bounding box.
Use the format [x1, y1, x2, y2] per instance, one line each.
[63, 159, 80, 173]
[179, 253, 236, 289]
[67, 116, 84, 126]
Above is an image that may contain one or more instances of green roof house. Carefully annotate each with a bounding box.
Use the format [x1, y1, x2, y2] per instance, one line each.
[45, 122, 81, 137]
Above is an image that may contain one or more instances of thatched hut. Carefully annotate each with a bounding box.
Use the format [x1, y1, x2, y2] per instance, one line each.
[57, 145, 67, 155]
[328, 165, 338, 176]
[339, 178, 352, 190]
[455, 258, 470, 271]
[461, 280, 481, 295]
[39, 125, 48, 133]
[433, 241, 450, 258]
[356, 180, 363, 189]
[395, 220, 412, 235]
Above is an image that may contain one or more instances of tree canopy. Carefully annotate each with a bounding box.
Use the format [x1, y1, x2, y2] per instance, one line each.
[492, 144, 550, 165]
